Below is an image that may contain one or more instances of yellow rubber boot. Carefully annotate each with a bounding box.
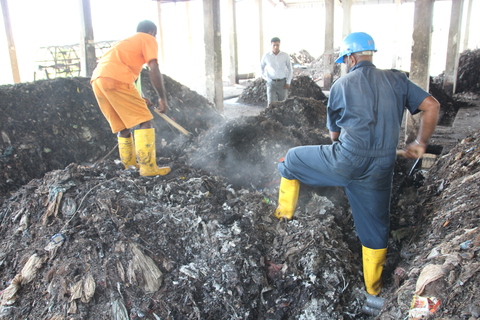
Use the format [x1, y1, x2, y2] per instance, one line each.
[274, 177, 300, 220]
[362, 246, 388, 296]
[134, 128, 171, 176]
[118, 136, 138, 169]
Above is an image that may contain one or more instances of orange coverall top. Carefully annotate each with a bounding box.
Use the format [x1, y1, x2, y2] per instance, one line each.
[91, 32, 158, 84]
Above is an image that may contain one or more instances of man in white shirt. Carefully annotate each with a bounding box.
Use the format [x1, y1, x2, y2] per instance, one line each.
[260, 37, 293, 105]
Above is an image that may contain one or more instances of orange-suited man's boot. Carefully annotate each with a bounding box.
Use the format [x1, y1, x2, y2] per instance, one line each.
[134, 128, 171, 176]
[118, 135, 138, 169]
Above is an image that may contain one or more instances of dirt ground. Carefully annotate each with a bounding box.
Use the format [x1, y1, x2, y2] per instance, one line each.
[0, 51, 479, 320]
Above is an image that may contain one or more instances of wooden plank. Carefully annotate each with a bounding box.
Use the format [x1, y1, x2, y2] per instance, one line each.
[153, 109, 191, 136]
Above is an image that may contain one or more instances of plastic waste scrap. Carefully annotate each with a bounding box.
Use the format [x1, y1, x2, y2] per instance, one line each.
[408, 294, 441, 319]
[0, 253, 46, 306]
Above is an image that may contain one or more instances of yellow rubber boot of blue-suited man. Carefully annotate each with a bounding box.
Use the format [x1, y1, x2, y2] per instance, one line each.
[134, 128, 171, 176]
[274, 177, 300, 220]
[362, 246, 387, 296]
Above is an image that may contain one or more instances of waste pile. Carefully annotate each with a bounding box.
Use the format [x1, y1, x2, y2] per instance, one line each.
[185, 97, 330, 188]
[237, 75, 327, 106]
[293, 54, 342, 82]
[0, 79, 363, 319]
[290, 49, 315, 65]
[0, 73, 222, 203]
[0, 78, 113, 200]
[379, 130, 480, 319]
[0, 68, 479, 319]
[456, 49, 480, 94]
[429, 78, 468, 126]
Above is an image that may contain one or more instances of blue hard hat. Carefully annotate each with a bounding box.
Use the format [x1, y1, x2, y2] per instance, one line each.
[335, 32, 377, 63]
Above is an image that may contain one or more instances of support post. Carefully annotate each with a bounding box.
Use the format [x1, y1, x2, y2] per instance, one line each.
[79, 0, 96, 77]
[340, 0, 352, 77]
[227, 0, 239, 84]
[186, 2, 194, 58]
[203, 0, 224, 111]
[406, 0, 434, 145]
[462, 0, 473, 51]
[323, 0, 334, 90]
[156, 1, 166, 66]
[443, 0, 464, 95]
[256, 0, 264, 61]
[392, 0, 401, 69]
[1, 0, 20, 83]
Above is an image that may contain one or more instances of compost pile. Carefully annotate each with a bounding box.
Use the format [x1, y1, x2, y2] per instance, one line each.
[456, 49, 480, 94]
[296, 55, 342, 82]
[185, 97, 331, 188]
[237, 75, 327, 106]
[290, 49, 315, 65]
[0, 78, 114, 200]
[0, 73, 222, 203]
[378, 130, 480, 319]
[0, 70, 479, 320]
[429, 78, 467, 126]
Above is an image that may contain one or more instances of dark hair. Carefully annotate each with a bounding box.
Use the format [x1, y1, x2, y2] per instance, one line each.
[271, 37, 281, 43]
[137, 20, 157, 33]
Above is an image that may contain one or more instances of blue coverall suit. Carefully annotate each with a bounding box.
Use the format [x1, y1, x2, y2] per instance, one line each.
[278, 61, 431, 249]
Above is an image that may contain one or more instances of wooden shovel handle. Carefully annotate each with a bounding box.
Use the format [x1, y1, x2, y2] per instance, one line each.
[153, 109, 191, 136]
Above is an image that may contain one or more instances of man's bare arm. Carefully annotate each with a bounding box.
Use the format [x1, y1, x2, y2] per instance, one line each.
[404, 96, 440, 159]
[147, 59, 169, 113]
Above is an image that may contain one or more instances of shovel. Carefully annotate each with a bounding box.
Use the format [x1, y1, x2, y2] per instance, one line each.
[396, 149, 422, 176]
[153, 109, 191, 136]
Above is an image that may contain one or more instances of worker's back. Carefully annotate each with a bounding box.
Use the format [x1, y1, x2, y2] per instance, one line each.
[91, 32, 158, 84]
[327, 60, 429, 157]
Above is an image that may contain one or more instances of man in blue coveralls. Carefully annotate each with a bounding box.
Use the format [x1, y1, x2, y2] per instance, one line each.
[273, 32, 440, 296]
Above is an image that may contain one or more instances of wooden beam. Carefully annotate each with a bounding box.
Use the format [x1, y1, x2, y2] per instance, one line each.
[1, 0, 20, 83]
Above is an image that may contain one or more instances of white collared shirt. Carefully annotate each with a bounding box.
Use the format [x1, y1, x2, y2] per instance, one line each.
[260, 51, 293, 84]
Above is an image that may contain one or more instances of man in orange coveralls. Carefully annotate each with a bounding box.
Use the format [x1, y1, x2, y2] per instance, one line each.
[91, 20, 170, 176]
